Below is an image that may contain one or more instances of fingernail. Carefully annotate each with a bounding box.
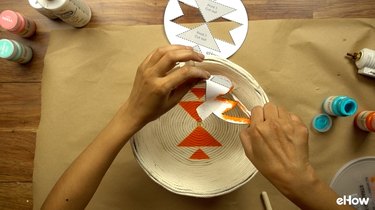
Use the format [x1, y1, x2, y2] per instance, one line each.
[185, 46, 193, 50]
[204, 70, 210, 79]
[198, 53, 205, 60]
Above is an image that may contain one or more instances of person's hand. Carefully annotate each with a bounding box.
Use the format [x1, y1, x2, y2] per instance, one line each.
[120, 45, 210, 128]
[240, 103, 314, 195]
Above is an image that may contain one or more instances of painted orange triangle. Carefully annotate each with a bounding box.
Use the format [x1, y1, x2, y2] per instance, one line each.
[190, 149, 209, 159]
[179, 101, 203, 122]
[178, 126, 222, 147]
[191, 88, 205, 99]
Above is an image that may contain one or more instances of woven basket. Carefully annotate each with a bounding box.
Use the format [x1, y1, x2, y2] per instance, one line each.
[131, 56, 268, 197]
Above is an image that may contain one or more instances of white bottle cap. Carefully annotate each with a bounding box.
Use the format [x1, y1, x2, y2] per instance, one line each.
[29, 0, 58, 19]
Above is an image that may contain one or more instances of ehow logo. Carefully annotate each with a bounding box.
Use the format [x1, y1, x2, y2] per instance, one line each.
[336, 195, 370, 206]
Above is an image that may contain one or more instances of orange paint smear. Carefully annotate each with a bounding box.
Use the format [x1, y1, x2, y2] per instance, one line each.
[217, 97, 238, 111]
[222, 115, 251, 124]
[217, 97, 251, 124]
[191, 88, 205, 100]
[179, 101, 203, 122]
[178, 126, 222, 147]
[190, 149, 209, 159]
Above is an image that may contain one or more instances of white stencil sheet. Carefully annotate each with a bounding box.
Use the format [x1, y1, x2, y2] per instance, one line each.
[164, 0, 248, 58]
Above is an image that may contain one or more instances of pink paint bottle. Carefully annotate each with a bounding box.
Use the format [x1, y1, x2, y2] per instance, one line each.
[0, 10, 36, 38]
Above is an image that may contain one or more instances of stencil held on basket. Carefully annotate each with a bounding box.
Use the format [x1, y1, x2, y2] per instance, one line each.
[196, 75, 251, 124]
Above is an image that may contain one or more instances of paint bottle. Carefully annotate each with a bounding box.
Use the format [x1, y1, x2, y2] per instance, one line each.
[347, 48, 375, 78]
[37, 0, 92, 28]
[322, 96, 358, 117]
[0, 10, 37, 38]
[354, 111, 375, 132]
[28, 0, 58, 19]
[0, 39, 33, 64]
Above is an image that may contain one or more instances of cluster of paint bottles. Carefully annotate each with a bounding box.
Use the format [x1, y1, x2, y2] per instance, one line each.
[312, 96, 374, 133]
[0, 0, 91, 64]
[0, 10, 35, 64]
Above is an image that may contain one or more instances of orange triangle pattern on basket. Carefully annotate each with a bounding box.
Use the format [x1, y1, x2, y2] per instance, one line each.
[178, 126, 222, 147]
[178, 88, 222, 160]
[190, 149, 209, 159]
[191, 88, 206, 99]
[179, 101, 203, 122]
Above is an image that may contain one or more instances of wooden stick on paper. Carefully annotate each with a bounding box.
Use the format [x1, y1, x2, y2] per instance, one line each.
[261, 191, 273, 210]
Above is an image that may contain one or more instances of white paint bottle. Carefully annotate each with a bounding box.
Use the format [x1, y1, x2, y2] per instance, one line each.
[347, 48, 375, 78]
[29, 0, 58, 19]
[37, 0, 91, 27]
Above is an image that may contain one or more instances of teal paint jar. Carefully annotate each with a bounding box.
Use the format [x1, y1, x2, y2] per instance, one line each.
[322, 96, 358, 117]
[312, 113, 333, 132]
[0, 38, 33, 64]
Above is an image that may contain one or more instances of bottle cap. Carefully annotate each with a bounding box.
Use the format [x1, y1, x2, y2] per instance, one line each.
[0, 39, 17, 59]
[0, 10, 20, 31]
[312, 114, 332, 132]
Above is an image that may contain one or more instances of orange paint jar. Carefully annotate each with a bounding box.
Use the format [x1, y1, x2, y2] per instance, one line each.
[354, 111, 375, 132]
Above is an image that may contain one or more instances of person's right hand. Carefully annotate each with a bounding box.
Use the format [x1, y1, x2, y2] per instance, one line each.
[240, 102, 315, 195]
[240, 103, 355, 210]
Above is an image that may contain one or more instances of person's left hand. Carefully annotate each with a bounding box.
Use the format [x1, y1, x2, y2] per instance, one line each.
[119, 45, 210, 128]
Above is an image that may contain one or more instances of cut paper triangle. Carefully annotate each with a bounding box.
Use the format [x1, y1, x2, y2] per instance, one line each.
[178, 126, 222, 147]
[191, 88, 205, 99]
[179, 101, 204, 122]
[190, 148, 210, 159]
[177, 24, 220, 52]
[195, 0, 236, 22]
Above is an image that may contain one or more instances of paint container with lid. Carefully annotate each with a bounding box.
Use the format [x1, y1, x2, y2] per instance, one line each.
[347, 48, 375, 78]
[354, 111, 375, 132]
[322, 96, 358, 117]
[330, 157, 375, 210]
[37, 0, 91, 28]
[0, 39, 33, 64]
[312, 113, 333, 133]
[28, 0, 58, 19]
[0, 10, 36, 38]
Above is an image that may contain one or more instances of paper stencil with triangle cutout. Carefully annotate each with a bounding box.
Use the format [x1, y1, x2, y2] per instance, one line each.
[164, 0, 249, 58]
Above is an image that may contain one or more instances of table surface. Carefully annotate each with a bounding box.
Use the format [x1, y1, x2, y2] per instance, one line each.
[0, 0, 374, 209]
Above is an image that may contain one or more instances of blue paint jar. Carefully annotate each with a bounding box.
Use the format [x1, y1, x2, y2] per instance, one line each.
[312, 113, 333, 132]
[322, 96, 358, 117]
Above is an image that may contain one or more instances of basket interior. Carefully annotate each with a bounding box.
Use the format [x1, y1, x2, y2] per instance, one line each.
[132, 58, 268, 197]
